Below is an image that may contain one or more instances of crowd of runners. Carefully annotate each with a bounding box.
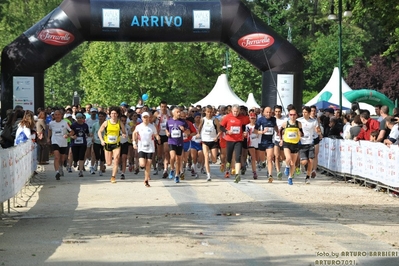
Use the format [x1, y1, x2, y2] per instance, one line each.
[30, 101, 324, 187]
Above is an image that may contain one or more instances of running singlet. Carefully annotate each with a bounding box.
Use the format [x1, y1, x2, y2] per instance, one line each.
[104, 120, 120, 144]
[283, 121, 301, 144]
[200, 117, 217, 142]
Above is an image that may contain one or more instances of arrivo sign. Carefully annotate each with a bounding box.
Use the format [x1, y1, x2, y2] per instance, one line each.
[38, 29, 75, 46]
[238, 33, 274, 50]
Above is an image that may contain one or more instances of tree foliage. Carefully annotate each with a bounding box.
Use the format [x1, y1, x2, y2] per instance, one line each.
[1, 0, 399, 108]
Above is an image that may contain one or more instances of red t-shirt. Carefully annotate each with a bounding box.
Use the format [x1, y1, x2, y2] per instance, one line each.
[220, 113, 249, 142]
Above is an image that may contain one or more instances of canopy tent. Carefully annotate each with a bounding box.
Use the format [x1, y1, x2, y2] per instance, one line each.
[305, 67, 376, 114]
[246, 93, 260, 108]
[313, 101, 350, 111]
[193, 74, 247, 107]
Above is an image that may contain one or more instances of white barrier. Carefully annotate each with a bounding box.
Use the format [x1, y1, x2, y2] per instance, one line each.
[0, 140, 37, 203]
[318, 138, 399, 187]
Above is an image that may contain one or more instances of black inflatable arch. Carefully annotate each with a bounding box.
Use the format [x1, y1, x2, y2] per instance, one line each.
[1, 0, 303, 117]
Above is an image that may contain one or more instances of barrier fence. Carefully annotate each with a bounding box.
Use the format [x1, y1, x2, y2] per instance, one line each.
[318, 138, 399, 188]
[0, 141, 37, 206]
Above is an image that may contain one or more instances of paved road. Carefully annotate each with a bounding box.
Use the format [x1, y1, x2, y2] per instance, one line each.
[1, 162, 398, 265]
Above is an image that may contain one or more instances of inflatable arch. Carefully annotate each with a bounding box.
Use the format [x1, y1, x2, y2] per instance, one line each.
[1, 0, 303, 117]
[344, 89, 395, 113]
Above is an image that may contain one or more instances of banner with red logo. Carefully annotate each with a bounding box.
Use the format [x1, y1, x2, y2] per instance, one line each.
[319, 138, 399, 187]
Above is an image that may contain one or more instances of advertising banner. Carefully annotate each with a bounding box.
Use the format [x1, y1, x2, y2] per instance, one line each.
[276, 74, 294, 114]
[13, 76, 34, 112]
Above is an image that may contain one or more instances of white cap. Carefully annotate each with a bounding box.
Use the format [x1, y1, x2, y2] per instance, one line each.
[141, 112, 150, 117]
[64, 113, 72, 118]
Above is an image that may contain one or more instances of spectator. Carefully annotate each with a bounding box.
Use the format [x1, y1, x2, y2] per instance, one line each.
[349, 115, 362, 139]
[375, 104, 383, 122]
[351, 102, 361, 115]
[36, 111, 49, 164]
[14, 110, 35, 145]
[383, 117, 399, 146]
[327, 117, 343, 139]
[322, 108, 335, 137]
[341, 113, 352, 139]
[354, 111, 380, 141]
[0, 111, 15, 148]
[376, 105, 390, 142]
[369, 130, 379, 142]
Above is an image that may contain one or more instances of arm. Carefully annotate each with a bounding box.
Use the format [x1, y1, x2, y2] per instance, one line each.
[98, 121, 107, 145]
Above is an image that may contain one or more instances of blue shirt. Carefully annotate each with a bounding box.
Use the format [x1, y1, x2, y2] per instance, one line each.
[255, 116, 277, 142]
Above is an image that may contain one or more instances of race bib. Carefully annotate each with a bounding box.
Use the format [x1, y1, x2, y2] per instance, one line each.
[160, 122, 166, 130]
[264, 127, 274, 135]
[141, 141, 150, 150]
[75, 136, 84, 144]
[231, 126, 240, 134]
[171, 129, 181, 138]
[55, 130, 62, 136]
[108, 135, 117, 143]
[288, 132, 298, 139]
[204, 124, 213, 135]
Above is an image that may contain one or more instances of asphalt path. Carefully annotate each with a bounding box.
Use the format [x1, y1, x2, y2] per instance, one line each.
[1, 161, 398, 265]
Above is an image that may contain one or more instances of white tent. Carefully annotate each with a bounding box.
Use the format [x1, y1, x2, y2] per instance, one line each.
[305, 67, 376, 114]
[193, 74, 247, 107]
[246, 93, 260, 108]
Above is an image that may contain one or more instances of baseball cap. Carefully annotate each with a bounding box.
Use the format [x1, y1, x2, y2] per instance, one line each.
[141, 112, 150, 117]
[249, 112, 257, 118]
[90, 107, 98, 112]
[325, 108, 334, 114]
[64, 113, 72, 118]
[76, 113, 84, 119]
[194, 112, 201, 117]
[120, 102, 128, 107]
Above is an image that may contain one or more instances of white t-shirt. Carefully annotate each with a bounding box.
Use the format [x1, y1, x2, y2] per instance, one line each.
[120, 124, 131, 144]
[14, 124, 33, 145]
[274, 116, 287, 142]
[200, 117, 218, 142]
[388, 124, 399, 144]
[49, 120, 71, 147]
[135, 123, 157, 153]
[297, 117, 318, 145]
[245, 123, 260, 148]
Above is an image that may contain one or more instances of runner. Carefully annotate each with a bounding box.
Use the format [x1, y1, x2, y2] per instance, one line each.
[85, 107, 99, 174]
[47, 110, 72, 180]
[153, 100, 171, 178]
[91, 111, 106, 176]
[119, 115, 132, 179]
[165, 107, 190, 183]
[310, 105, 322, 178]
[133, 111, 161, 187]
[69, 113, 90, 177]
[273, 105, 286, 180]
[180, 110, 197, 179]
[198, 105, 221, 181]
[190, 112, 204, 178]
[297, 106, 319, 184]
[255, 106, 278, 183]
[219, 104, 249, 183]
[279, 108, 303, 185]
[245, 112, 260, 179]
[97, 107, 127, 183]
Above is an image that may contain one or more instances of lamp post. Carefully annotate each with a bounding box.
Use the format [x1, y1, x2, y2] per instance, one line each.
[222, 48, 232, 79]
[328, 0, 352, 112]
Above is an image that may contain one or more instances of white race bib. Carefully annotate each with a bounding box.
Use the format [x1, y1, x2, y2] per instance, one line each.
[171, 129, 181, 138]
[264, 127, 274, 135]
[55, 130, 62, 136]
[108, 135, 117, 143]
[288, 132, 298, 139]
[75, 136, 84, 144]
[231, 126, 240, 134]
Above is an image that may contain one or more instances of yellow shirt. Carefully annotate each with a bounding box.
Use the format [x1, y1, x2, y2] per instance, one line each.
[283, 121, 301, 144]
[104, 120, 120, 144]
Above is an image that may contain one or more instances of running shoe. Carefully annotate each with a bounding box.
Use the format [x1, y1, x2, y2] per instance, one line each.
[262, 162, 266, 168]
[110, 176, 117, 183]
[268, 175, 274, 183]
[191, 168, 196, 176]
[59, 167, 64, 177]
[73, 161, 78, 168]
[121, 173, 125, 180]
[220, 164, 225, 173]
[55, 172, 61, 180]
[224, 171, 230, 178]
[162, 171, 168, 179]
[99, 171, 103, 176]
[305, 177, 310, 184]
[288, 177, 293, 185]
[226, 162, 231, 170]
[78, 171, 83, 177]
[129, 164, 133, 172]
[234, 174, 241, 183]
[180, 173, 185, 180]
[284, 167, 290, 177]
[231, 169, 236, 175]
[169, 170, 175, 179]
[195, 173, 199, 179]
[174, 175, 180, 183]
[90, 167, 95, 175]
[134, 168, 139, 174]
[277, 171, 282, 180]
[311, 170, 316, 178]
[144, 181, 150, 187]
[67, 167, 72, 173]
[257, 163, 262, 171]
[201, 167, 206, 174]
[241, 166, 246, 175]
[295, 167, 301, 175]
[253, 172, 258, 180]
[154, 169, 158, 175]
[206, 176, 212, 182]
